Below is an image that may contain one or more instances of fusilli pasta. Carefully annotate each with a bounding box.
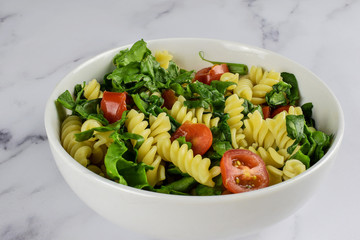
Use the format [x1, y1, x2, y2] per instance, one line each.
[84, 79, 103, 100]
[157, 138, 221, 187]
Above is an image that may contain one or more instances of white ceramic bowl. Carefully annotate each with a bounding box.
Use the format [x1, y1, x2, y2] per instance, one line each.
[44, 38, 344, 240]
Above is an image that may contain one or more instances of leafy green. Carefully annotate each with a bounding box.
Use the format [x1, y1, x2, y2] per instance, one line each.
[57, 90, 76, 110]
[242, 99, 262, 119]
[113, 39, 151, 67]
[281, 72, 300, 105]
[104, 132, 152, 189]
[194, 175, 223, 196]
[198, 51, 248, 75]
[301, 102, 315, 127]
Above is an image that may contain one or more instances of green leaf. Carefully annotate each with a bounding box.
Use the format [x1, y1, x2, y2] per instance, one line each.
[290, 150, 310, 169]
[210, 80, 236, 95]
[57, 90, 76, 110]
[74, 99, 101, 119]
[113, 39, 151, 67]
[265, 81, 291, 108]
[212, 140, 232, 156]
[281, 72, 300, 105]
[301, 102, 315, 127]
[164, 176, 197, 193]
[194, 175, 223, 196]
[286, 115, 305, 140]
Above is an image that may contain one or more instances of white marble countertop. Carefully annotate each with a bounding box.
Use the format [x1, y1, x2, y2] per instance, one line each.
[1, 0, 358, 239]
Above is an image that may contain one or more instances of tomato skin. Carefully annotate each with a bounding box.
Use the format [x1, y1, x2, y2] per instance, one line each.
[100, 91, 127, 123]
[262, 106, 271, 119]
[162, 89, 177, 110]
[271, 105, 291, 118]
[220, 149, 269, 193]
[171, 122, 213, 156]
[194, 64, 229, 85]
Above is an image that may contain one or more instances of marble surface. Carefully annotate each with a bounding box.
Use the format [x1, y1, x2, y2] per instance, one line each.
[0, 0, 358, 239]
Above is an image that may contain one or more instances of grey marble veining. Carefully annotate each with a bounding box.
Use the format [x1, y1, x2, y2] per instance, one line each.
[0, 0, 358, 239]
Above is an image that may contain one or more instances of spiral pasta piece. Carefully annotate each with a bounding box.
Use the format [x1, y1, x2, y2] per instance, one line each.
[157, 138, 220, 187]
[168, 96, 197, 124]
[81, 119, 103, 141]
[247, 146, 285, 168]
[266, 111, 295, 150]
[149, 113, 171, 144]
[190, 108, 219, 128]
[252, 70, 282, 105]
[125, 109, 152, 146]
[282, 159, 306, 180]
[234, 77, 253, 101]
[249, 66, 265, 84]
[230, 128, 247, 149]
[220, 72, 239, 91]
[224, 94, 245, 131]
[266, 165, 283, 186]
[84, 79, 103, 100]
[61, 115, 92, 166]
[243, 110, 275, 149]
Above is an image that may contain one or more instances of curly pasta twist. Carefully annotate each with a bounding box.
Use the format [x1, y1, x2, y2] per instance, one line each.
[157, 138, 220, 187]
[190, 108, 219, 128]
[168, 96, 197, 124]
[243, 110, 275, 149]
[84, 79, 103, 100]
[224, 94, 245, 131]
[266, 111, 295, 150]
[234, 77, 253, 101]
[249, 66, 265, 84]
[149, 113, 171, 144]
[251, 70, 282, 105]
[282, 159, 306, 180]
[230, 128, 247, 149]
[125, 109, 152, 146]
[247, 146, 285, 168]
[220, 72, 239, 91]
[61, 115, 92, 166]
[266, 165, 283, 186]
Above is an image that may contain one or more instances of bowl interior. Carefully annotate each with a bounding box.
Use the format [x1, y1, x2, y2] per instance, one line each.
[45, 38, 344, 194]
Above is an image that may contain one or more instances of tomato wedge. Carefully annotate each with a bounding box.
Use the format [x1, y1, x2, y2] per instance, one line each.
[194, 64, 229, 85]
[262, 106, 271, 119]
[100, 91, 127, 123]
[220, 149, 269, 193]
[271, 105, 291, 118]
[162, 89, 177, 110]
[171, 122, 213, 155]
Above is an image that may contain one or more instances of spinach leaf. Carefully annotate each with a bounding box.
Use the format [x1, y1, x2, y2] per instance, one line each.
[113, 39, 151, 67]
[198, 51, 248, 75]
[194, 175, 223, 196]
[104, 133, 152, 189]
[290, 150, 310, 169]
[281, 72, 300, 105]
[265, 81, 291, 108]
[301, 102, 315, 128]
[57, 90, 76, 110]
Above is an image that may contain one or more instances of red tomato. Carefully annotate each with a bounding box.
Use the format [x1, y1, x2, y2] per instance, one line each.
[220, 149, 269, 193]
[262, 106, 271, 119]
[194, 64, 229, 85]
[171, 122, 213, 156]
[271, 105, 291, 118]
[100, 91, 127, 123]
[162, 89, 177, 110]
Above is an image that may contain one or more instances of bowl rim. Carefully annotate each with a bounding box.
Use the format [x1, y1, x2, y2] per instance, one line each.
[44, 37, 345, 202]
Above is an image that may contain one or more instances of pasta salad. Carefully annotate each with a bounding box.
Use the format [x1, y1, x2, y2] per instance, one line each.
[56, 39, 332, 195]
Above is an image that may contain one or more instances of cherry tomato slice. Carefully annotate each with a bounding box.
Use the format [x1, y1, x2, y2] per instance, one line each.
[262, 106, 271, 119]
[220, 149, 269, 193]
[194, 64, 229, 85]
[100, 91, 127, 123]
[271, 105, 291, 118]
[171, 121, 213, 156]
[162, 89, 177, 110]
